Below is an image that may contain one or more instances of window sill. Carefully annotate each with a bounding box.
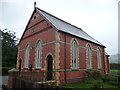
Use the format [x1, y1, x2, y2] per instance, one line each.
[98, 68, 102, 70]
[86, 68, 92, 70]
[24, 68, 28, 70]
[72, 68, 79, 71]
[35, 68, 41, 70]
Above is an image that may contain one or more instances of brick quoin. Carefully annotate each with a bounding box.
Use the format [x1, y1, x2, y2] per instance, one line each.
[8, 7, 110, 86]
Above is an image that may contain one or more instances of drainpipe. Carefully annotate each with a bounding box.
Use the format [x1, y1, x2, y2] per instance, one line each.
[64, 32, 67, 84]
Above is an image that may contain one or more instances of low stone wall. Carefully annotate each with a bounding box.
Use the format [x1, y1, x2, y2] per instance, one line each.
[7, 68, 19, 88]
[13, 77, 72, 89]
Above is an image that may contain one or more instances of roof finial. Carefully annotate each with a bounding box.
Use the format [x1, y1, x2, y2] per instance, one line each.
[34, 1, 36, 9]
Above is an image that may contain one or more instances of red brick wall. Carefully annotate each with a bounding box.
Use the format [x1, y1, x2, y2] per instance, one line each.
[105, 55, 110, 74]
[16, 9, 109, 85]
[17, 10, 56, 72]
[58, 31, 106, 84]
[8, 73, 18, 88]
[18, 28, 56, 71]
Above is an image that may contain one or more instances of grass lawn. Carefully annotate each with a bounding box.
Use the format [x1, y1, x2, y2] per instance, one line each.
[110, 70, 120, 76]
[63, 81, 119, 89]
[102, 83, 119, 88]
[0, 67, 13, 76]
[63, 82, 93, 88]
[62, 70, 120, 89]
[110, 70, 120, 72]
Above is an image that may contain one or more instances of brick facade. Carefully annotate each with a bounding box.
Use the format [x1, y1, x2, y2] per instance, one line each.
[13, 8, 110, 85]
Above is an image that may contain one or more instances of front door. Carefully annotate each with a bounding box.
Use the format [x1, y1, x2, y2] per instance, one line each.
[46, 55, 53, 81]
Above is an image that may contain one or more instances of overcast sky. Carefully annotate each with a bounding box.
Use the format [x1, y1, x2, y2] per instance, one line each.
[0, 0, 119, 55]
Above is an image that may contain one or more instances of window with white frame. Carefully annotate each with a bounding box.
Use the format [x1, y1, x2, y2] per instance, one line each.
[24, 44, 30, 68]
[86, 45, 92, 69]
[97, 48, 102, 69]
[36, 41, 42, 68]
[72, 40, 77, 69]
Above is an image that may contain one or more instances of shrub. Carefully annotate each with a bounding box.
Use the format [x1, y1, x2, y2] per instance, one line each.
[93, 80, 103, 89]
[102, 73, 120, 87]
[85, 70, 93, 80]
[102, 74, 110, 82]
[1, 67, 13, 76]
[92, 70, 102, 80]
[85, 70, 102, 80]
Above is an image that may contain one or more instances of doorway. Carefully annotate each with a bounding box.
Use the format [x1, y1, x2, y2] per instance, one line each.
[46, 55, 53, 81]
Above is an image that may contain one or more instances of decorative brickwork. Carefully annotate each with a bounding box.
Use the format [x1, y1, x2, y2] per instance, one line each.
[55, 31, 60, 85]
[13, 7, 110, 86]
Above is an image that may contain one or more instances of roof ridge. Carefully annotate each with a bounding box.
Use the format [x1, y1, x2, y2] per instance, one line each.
[36, 7, 98, 41]
[36, 7, 83, 30]
[36, 7, 105, 47]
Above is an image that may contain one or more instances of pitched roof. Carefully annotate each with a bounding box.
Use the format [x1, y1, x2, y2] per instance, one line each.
[37, 7, 105, 47]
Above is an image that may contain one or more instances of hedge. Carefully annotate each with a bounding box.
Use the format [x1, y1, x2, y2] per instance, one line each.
[0, 67, 13, 76]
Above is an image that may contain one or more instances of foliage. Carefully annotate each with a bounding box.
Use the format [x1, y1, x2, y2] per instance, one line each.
[110, 63, 120, 70]
[0, 67, 13, 76]
[102, 74, 110, 82]
[85, 70, 102, 80]
[1, 29, 19, 67]
[63, 81, 119, 89]
[85, 70, 93, 80]
[93, 80, 103, 89]
[85, 70, 104, 88]
[102, 71, 120, 86]
[62, 70, 120, 89]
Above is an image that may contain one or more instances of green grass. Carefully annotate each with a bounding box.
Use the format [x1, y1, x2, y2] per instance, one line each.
[110, 70, 120, 76]
[63, 82, 93, 88]
[0, 67, 13, 76]
[110, 70, 120, 72]
[103, 83, 119, 88]
[63, 81, 119, 89]
[62, 70, 120, 89]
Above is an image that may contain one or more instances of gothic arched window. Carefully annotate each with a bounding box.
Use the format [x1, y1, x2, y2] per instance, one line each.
[24, 44, 30, 68]
[86, 44, 92, 69]
[36, 41, 42, 68]
[97, 48, 102, 69]
[72, 40, 77, 69]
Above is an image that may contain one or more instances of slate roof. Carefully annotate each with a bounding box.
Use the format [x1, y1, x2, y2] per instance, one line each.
[37, 7, 105, 47]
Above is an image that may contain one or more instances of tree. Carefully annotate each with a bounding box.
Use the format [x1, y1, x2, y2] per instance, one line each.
[1, 29, 19, 67]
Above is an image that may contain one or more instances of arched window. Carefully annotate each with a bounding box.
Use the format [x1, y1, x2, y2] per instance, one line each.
[24, 44, 30, 68]
[72, 40, 77, 69]
[97, 48, 102, 69]
[36, 41, 42, 68]
[86, 44, 92, 69]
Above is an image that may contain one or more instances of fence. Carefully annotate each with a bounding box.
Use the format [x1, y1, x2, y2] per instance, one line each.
[7, 70, 87, 89]
[14, 76, 73, 90]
